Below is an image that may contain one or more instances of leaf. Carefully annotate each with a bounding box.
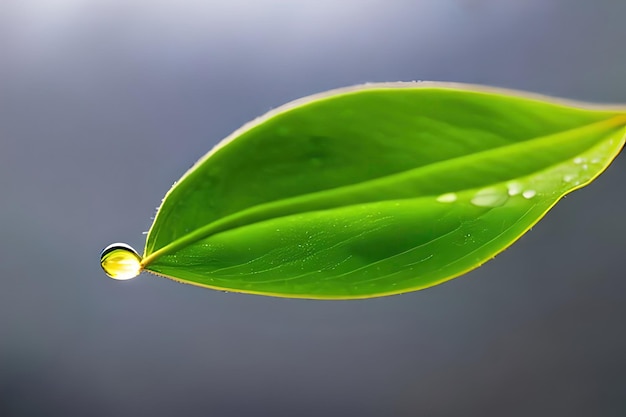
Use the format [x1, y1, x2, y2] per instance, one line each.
[106, 82, 626, 299]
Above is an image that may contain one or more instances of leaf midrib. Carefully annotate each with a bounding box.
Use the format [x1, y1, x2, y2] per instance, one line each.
[141, 115, 626, 268]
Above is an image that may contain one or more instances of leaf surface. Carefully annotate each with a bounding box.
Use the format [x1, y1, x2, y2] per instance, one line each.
[140, 82, 626, 299]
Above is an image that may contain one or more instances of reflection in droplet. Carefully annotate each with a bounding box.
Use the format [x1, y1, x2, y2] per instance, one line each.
[507, 182, 523, 196]
[471, 187, 508, 207]
[436, 192, 457, 203]
[522, 189, 537, 199]
[100, 243, 142, 280]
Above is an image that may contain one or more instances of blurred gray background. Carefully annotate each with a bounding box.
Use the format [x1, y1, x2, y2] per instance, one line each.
[1, 1, 625, 416]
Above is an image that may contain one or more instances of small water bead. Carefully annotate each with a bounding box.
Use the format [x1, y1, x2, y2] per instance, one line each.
[522, 189, 537, 199]
[563, 174, 575, 183]
[436, 192, 457, 203]
[100, 243, 142, 280]
[506, 182, 523, 196]
[471, 187, 508, 208]
[573, 157, 585, 164]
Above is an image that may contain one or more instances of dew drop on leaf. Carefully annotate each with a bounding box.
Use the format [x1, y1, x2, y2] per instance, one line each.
[436, 192, 457, 203]
[100, 243, 142, 280]
[470, 187, 508, 207]
[506, 182, 523, 196]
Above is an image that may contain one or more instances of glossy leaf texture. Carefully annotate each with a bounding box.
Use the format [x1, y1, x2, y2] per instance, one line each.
[139, 82, 626, 299]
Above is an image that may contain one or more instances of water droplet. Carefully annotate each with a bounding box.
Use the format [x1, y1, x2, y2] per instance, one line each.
[100, 243, 142, 280]
[471, 187, 508, 207]
[436, 192, 457, 203]
[563, 174, 575, 183]
[582, 164, 588, 170]
[506, 182, 523, 196]
[522, 189, 536, 199]
[573, 157, 585, 164]
[591, 158, 601, 164]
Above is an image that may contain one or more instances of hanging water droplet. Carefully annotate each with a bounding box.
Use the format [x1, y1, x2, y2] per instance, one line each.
[436, 192, 457, 203]
[471, 187, 508, 207]
[100, 243, 142, 280]
[522, 189, 536, 199]
[506, 182, 523, 196]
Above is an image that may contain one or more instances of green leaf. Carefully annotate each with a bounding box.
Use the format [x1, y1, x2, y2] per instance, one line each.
[121, 82, 626, 299]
